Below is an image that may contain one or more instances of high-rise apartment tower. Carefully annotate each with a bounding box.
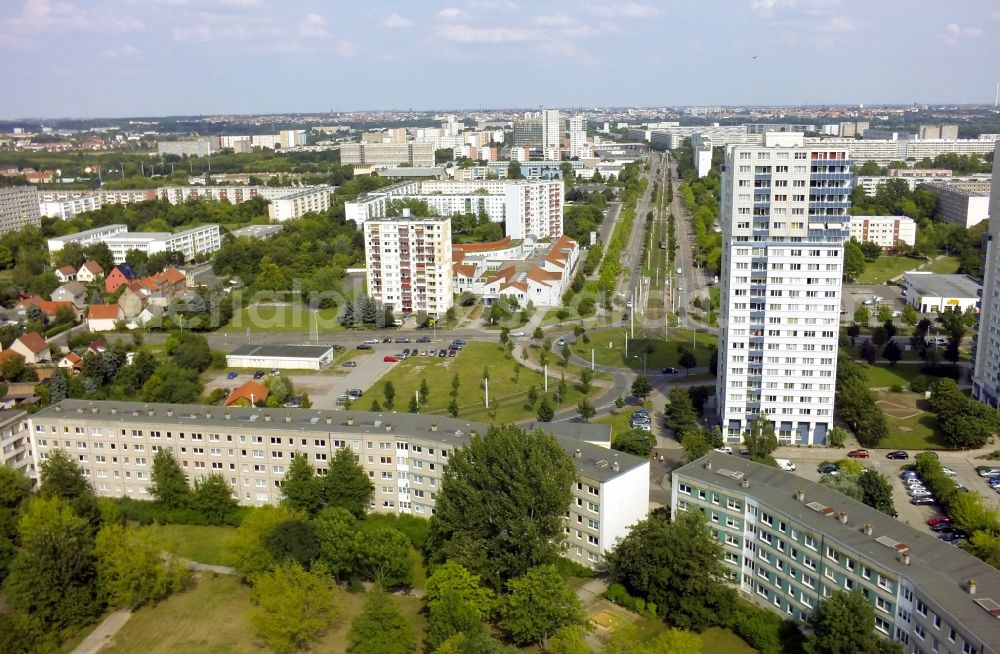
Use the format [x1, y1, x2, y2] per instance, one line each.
[972, 142, 1000, 407]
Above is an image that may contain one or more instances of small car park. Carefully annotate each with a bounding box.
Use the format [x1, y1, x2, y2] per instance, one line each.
[847, 449, 870, 458]
[886, 451, 908, 460]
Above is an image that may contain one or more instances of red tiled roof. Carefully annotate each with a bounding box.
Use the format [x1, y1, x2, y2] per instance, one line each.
[81, 260, 104, 274]
[88, 304, 122, 320]
[225, 380, 269, 407]
[15, 332, 48, 354]
[16, 295, 74, 317]
[453, 237, 512, 253]
[57, 265, 77, 275]
[62, 352, 82, 365]
[453, 263, 477, 278]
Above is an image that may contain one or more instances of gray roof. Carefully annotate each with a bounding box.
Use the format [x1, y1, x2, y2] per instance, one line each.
[229, 224, 284, 239]
[33, 400, 641, 484]
[55, 281, 86, 296]
[678, 452, 1000, 644]
[0, 409, 27, 427]
[227, 344, 333, 359]
[903, 273, 982, 299]
[921, 183, 988, 198]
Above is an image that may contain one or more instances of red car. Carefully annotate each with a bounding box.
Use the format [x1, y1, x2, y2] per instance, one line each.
[383, 355, 399, 362]
[847, 449, 870, 459]
[927, 516, 951, 527]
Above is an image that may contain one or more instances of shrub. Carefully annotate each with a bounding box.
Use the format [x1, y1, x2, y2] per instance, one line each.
[909, 376, 929, 393]
[889, 384, 904, 393]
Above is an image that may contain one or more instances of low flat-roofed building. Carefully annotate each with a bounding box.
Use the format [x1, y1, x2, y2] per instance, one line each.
[28, 400, 649, 568]
[229, 224, 284, 240]
[673, 452, 1000, 653]
[226, 344, 334, 370]
[903, 272, 982, 314]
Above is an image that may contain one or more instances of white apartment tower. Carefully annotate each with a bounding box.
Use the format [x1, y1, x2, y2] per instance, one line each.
[542, 108, 562, 161]
[716, 133, 852, 445]
[364, 214, 453, 318]
[569, 115, 588, 160]
[973, 142, 1000, 407]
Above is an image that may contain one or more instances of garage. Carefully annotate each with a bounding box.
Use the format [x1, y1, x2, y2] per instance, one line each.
[226, 344, 334, 371]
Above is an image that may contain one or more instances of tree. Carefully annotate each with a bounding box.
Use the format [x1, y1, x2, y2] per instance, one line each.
[606, 512, 735, 630]
[451, 373, 461, 398]
[882, 340, 902, 366]
[227, 505, 305, 578]
[49, 368, 69, 403]
[324, 446, 374, 518]
[425, 561, 498, 648]
[263, 519, 320, 568]
[448, 398, 460, 418]
[859, 241, 882, 262]
[429, 425, 576, 587]
[613, 429, 653, 458]
[165, 331, 213, 372]
[665, 388, 699, 436]
[498, 565, 586, 649]
[939, 403, 1000, 449]
[679, 350, 697, 373]
[827, 427, 848, 449]
[876, 304, 893, 324]
[631, 374, 652, 400]
[348, 592, 416, 654]
[420, 378, 430, 405]
[280, 454, 323, 517]
[859, 339, 877, 364]
[353, 526, 412, 587]
[536, 397, 554, 422]
[0, 464, 32, 544]
[0, 351, 26, 381]
[95, 524, 189, 609]
[313, 507, 357, 580]
[842, 240, 865, 282]
[383, 380, 396, 409]
[858, 470, 895, 516]
[38, 448, 101, 530]
[507, 160, 523, 180]
[250, 561, 340, 654]
[576, 398, 596, 422]
[601, 622, 703, 654]
[149, 449, 191, 510]
[192, 473, 238, 524]
[901, 303, 918, 327]
[743, 417, 778, 460]
[805, 591, 889, 654]
[853, 305, 870, 326]
[408, 395, 419, 413]
[4, 497, 100, 630]
[579, 368, 593, 394]
[532, 326, 544, 340]
[560, 344, 571, 367]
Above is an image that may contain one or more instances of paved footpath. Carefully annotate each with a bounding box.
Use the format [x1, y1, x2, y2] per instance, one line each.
[71, 610, 132, 654]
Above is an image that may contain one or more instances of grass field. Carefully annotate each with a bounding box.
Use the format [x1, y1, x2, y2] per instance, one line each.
[221, 305, 343, 333]
[628, 617, 758, 653]
[144, 523, 235, 566]
[924, 256, 960, 274]
[573, 328, 717, 371]
[371, 342, 592, 423]
[864, 363, 923, 388]
[874, 391, 948, 450]
[101, 574, 426, 654]
[857, 255, 923, 284]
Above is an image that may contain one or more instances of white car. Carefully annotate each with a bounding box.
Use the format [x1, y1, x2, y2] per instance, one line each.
[909, 489, 932, 497]
[364, 338, 379, 345]
[775, 459, 796, 472]
[941, 467, 957, 476]
[714, 446, 733, 454]
[510, 331, 525, 338]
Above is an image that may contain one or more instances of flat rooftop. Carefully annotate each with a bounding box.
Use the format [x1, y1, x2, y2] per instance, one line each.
[678, 452, 1000, 644]
[921, 183, 988, 198]
[228, 344, 333, 359]
[230, 224, 284, 239]
[903, 272, 982, 299]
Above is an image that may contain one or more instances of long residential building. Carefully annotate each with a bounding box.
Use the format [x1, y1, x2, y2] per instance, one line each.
[0, 410, 31, 476]
[266, 187, 332, 221]
[673, 452, 1000, 653]
[0, 186, 41, 234]
[856, 173, 991, 196]
[973, 142, 1000, 408]
[346, 179, 563, 239]
[716, 133, 850, 445]
[47, 224, 221, 263]
[339, 142, 435, 168]
[364, 214, 453, 317]
[39, 194, 103, 220]
[157, 137, 218, 157]
[805, 137, 998, 166]
[28, 400, 649, 568]
[847, 216, 916, 250]
[921, 184, 990, 228]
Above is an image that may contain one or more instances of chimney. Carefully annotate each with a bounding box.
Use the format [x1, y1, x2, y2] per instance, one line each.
[795, 490, 805, 502]
[386, 423, 393, 432]
[326, 415, 333, 424]
[704, 460, 712, 470]
[740, 478, 750, 488]
[968, 579, 977, 595]
[575, 448, 582, 459]
[612, 461, 620, 473]
[838, 512, 848, 525]
[347, 416, 354, 426]
[55, 405, 62, 412]
[864, 523, 873, 536]
[166, 408, 173, 417]
[91, 407, 98, 414]
[285, 414, 292, 423]
[902, 552, 911, 566]
[205, 411, 212, 419]
[225, 412, 231, 420]
[431, 423, 438, 432]
[110, 407, 117, 415]
[264, 413, 271, 422]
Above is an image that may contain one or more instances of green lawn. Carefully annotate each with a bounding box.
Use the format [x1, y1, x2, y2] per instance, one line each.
[573, 328, 717, 371]
[628, 617, 758, 653]
[875, 391, 949, 450]
[101, 574, 426, 654]
[924, 256, 960, 274]
[857, 255, 923, 284]
[370, 342, 592, 423]
[863, 363, 923, 388]
[143, 523, 236, 566]
[220, 305, 343, 333]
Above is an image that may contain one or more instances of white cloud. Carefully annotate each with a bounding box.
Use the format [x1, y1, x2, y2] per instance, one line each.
[819, 16, 858, 32]
[125, 0, 263, 6]
[435, 24, 534, 44]
[100, 44, 139, 59]
[1, 0, 143, 49]
[535, 14, 575, 27]
[382, 13, 412, 29]
[298, 13, 329, 39]
[944, 22, 983, 45]
[585, 3, 659, 18]
[469, 0, 517, 11]
[437, 7, 463, 19]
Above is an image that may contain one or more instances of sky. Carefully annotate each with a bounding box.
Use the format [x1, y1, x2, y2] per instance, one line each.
[1, 0, 999, 118]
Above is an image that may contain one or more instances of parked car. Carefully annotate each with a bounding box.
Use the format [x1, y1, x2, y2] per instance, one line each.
[357, 343, 372, 350]
[337, 394, 348, 405]
[739, 447, 750, 456]
[910, 497, 936, 505]
[395, 337, 410, 343]
[364, 338, 379, 345]
[452, 339, 467, 347]
[226, 371, 238, 380]
[909, 489, 932, 498]
[383, 355, 399, 362]
[714, 446, 733, 454]
[347, 389, 363, 399]
[976, 466, 1000, 477]
[556, 338, 566, 346]
[416, 336, 431, 343]
[941, 467, 957, 476]
[270, 368, 279, 376]
[847, 449, 870, 458]
[510, 331, 525, 338]
[775, 459, 796, 472]
[402, 349, 411, 357]
[930, 523, 955, 533]
[448, 349, 457, 357]
[662, 367, 679, 374]
[818, 463, 839, 475]
[421, 350, 429, 356]
[331, 344, 345, 351]
[253, 370, 265, 380]
[886, 451, 908, 460]
[926, 516, 951, 527]
[342, 361, 357, 368]
[900, 471, 920, 479]
[438, 349, 448, 357]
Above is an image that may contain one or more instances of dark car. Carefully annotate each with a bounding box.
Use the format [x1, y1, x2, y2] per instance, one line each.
[886, 451, 908, 460]
[817, 463, 839, 475]
[662, 367, 679, 374]
[253, 370, 265, 380]
[226, 371, 238, 380]
[402, 349, 411, 357]
[939, 532, 963, 543]
[448, 349, 457, 357]
[910, 497, 936, 505]
[417, 336, 431, 343]
[347, 389, 363, 399]
[930, 524, 955, 533]
[356, 343, 372, 350]
[342, 361, 357, 368]
[438, 349, 447, 357]
[331, 344, 345, 351]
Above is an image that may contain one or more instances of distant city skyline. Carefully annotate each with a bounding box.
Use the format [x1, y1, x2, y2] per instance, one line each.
[1, 0, 999, 119]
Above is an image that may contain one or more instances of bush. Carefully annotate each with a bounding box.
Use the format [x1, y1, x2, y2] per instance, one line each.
[110, 496, 248, 527]
[549, 556, 596, 580]
[603, 583, 658, 619]
[727, 604, 790, 654]
[889, 384, 904, 393]
[909, 376, 929, 393]
[359, 513, 430, 551]
[211, 351, 228, 369]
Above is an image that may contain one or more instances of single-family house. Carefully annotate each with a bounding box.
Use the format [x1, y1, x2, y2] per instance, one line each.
[137, 267, 186, 303]
[87, 305, 123, 332]
[54, 265, 77, 283]
[9, 332, 51, 365]
[50, 281, 88, 309]
[86, 338, 107, 356]
[224, 380, 269, 407]
[104, 263, 138, 294]
[117, 287, 144, 319]
[76, 260, 104, 283]
[15, 296, 79, 321]
[132, 304, 164, 329]
[57, 352, 82, 373]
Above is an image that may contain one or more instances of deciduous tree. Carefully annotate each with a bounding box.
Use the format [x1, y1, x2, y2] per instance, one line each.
[631, 375, 652, 400]
[192, 473, 238, 524]
[323, 446, 374, 518]
[743, 417, 778, 460]
[348, 591, 416, 654]
[149, 449, 191, 510]
[425, 561, 497, 648]
[497, 565, 586, 649]
[95, 524, 189, 609]
[805, 591, 899, 654]
[38, 448, 102, 530]
[250, 561, 339, 654]
[280, 453, 323, 517]
[227, 504, 305, 578]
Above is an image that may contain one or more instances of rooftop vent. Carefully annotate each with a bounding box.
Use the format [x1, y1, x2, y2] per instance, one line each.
[795, 490, 805, 502]
[973, 597, 1000, 618]
[575, 448, 582, 459]
[309, 417, 320, 425]
[968, 579, 977, 596]
[612, 461, 620, 473]
[249, 414, 258, 422]
[875, 535, 910, 555]
[373, 420, 382, 428]
[595, 459, 609, 468]
[347, 416, 354, 426]
[715, 468, 744, 481]
[431, 423, 438, 432]
[285, 414, 292, 423]
[806, 501, 835, 517]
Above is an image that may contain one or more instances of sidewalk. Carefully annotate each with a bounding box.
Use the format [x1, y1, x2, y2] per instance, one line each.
[71, 610, 132, 654]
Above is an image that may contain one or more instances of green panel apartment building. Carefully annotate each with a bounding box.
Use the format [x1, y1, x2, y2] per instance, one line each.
[672, 452, 1000, 653]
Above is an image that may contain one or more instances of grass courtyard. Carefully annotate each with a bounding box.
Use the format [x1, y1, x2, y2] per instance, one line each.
[370, 342, 593, 423]
[856, 255, 924, 284]
[572, 328, 717, 371]
[143, 523, 235, 566]
[873, 390, 948, 450]
[863, 363, 924, 388]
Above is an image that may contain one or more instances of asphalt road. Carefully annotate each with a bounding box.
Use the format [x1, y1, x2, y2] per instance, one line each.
[668, 157, 709, 328]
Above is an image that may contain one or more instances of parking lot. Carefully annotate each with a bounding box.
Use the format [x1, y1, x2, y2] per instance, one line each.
[842, 284, 906, 320]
